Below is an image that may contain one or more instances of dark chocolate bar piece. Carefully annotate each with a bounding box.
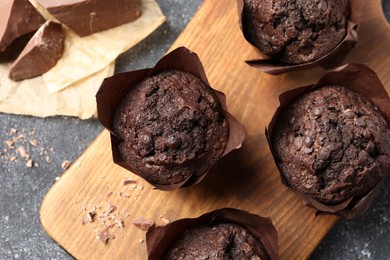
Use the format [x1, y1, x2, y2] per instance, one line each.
[9, 21, 64, 81]
[37, 0, 141, 37]
[0, 0, 46, 52]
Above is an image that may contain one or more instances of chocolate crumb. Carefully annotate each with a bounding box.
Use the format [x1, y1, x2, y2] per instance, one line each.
[132, 218, 154, 231]
[26, 159, 33, 168]
[5, 140, 14, 147]
[98, 228, 110, 244]
[123, 178, 137, 186]
[87, 211, 96, 222]
[17, 146, 28, 159]
[61, 160, 71, 169]
[106, 203, 117, 214]
[160, 216, 170, 225]
[29, 139, 38, 146]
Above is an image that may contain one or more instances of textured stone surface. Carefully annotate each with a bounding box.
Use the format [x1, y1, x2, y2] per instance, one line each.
[0, 0, 389, 259]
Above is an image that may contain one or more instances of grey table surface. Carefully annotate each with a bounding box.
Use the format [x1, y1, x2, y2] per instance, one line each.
[1, 1, 389, 259]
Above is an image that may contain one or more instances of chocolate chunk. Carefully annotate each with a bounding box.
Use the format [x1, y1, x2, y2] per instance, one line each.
[313, 107, 324, 116]
[318, 0, 328, 12]
[286, 27, 298, 39]
[318, 145, 331, 160]
[294, 136, 303, 150]
[354, 118, 366, 127]
[132, 218, 154, 231]
[299, 42, 313, 55]
[264, 24, 275, 36]
[304, 147, 313, 154]
[310, 33, 319, 41]
[344, 110, 355, 118]
[304, 136, 314, 148]
[339, 167, 354, 183]
[166, 136, 181, 149]
[0, 0, 45, 52]
[36, 0, 141, 37]
[9, 21, 64, 81]
[366, 141, 375, 155]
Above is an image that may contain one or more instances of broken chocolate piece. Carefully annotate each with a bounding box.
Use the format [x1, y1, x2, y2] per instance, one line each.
[9, 21, 64, 81]
[132, 218, 154, 231]
[123, 178, 137, 186]
[98, 228, 110, 244]
[106, 203, 117, 214]
[36, 0, 141, 37]
[0, 0, 45, 53]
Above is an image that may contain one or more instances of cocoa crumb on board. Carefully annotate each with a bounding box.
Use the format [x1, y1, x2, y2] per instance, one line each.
[106, 203, 117, 214]
[86, 210, 96, 223]
[132, 218, 154, 231]
[123, 178, 137, 186]
[98, 228, 111, 244]
[160, 215, 170, 224]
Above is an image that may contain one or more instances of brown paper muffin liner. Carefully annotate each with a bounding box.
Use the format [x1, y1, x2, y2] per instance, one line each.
[237, 0, 362, 75]
[266, 63, 390, 219]
[146, 208, 279, 260]
[96, 47, 245, 191]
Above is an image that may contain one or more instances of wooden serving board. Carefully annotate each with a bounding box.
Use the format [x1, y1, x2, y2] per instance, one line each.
[40, 0, 390, 259]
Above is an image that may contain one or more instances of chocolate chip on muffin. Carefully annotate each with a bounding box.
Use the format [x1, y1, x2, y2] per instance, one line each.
[272, 85, 390, 204]
[113, 70, 229, 185]
[242, 0, 350, 64]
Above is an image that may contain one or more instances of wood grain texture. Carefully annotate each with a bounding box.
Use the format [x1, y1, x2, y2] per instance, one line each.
[40, 0, 390, 259]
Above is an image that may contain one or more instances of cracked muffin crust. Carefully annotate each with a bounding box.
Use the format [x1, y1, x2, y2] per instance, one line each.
[243, 0, 350, 64]
[113, 70, 229, 185]
[272, 85, 390, 204]
[164, 223, 269, 260]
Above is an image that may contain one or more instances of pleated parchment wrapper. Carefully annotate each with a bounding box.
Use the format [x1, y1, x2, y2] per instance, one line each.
[146, 208, 279, 260]
[0, 0, 165, 119]
[266, 64, 390, 219]
[96, 47, 246, 190]
[236, 0, 362, 75]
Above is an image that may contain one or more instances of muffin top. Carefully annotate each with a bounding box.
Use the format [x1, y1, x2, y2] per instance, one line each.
[272, 85, 390, 204]
[243, 0, 349, 64]
[113, 70, 229, 185]
[164, 223, 269, 260]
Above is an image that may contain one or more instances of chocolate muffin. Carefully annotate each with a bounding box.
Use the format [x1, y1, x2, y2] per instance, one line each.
[242, 0, 350, 64]
[164, 223, 269, 259]
[113, 70, 229, 185]
[272, 85, 390, 204]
